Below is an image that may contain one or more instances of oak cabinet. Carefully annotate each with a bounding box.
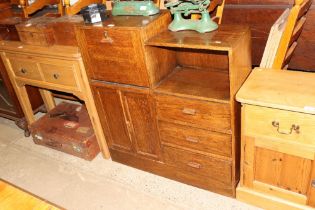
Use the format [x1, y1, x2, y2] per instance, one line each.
[92, 82, 161, 160]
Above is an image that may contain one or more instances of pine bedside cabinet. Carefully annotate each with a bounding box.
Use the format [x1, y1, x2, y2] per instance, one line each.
[236, 68, 315, 210]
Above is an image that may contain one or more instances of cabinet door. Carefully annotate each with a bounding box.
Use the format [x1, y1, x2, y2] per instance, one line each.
[122, 91, 161, 159]
[92, 85, 133, 152]
[241, 105, 315, 207]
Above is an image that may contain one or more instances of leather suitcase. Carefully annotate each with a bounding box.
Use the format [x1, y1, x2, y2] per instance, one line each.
[29, 102, 100, 160]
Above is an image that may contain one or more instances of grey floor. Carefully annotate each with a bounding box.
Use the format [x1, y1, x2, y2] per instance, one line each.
[0, 116, 260, 210]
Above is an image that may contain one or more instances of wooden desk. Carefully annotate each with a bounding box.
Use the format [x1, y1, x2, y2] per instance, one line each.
[0, 179, 62, 210]
[0, 41, 110, 159]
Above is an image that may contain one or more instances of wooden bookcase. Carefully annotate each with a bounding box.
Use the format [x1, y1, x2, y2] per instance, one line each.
[146, 25, 252, 196]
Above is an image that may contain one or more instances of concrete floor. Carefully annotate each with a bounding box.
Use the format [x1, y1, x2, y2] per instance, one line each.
[0, 116, 260, 210]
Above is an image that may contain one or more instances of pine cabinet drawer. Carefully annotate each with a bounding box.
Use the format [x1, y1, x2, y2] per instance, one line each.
[163, 146, 232, 184]
[159, 121, 232, 157]
[8, 57, 42, 81]
[39, 62, 78, 89]
[156, 94, 231, 133]
[244, 105, 315, 145]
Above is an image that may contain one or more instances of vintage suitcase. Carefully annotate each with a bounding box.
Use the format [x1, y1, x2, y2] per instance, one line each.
[29, 102, 100, 160]
[15, 16, 55, 46]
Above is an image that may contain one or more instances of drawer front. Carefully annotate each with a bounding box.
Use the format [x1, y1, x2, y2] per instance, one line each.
[244, 105, 315, 145]
[159, 121, 232, 157]
[18, 31, 54, 46]
[9, 57, 41, 81]
[81, 28, 149, 87]
[83, 28, 133, 47]
[163, 145, 232, 184]
[39, 63, 78, 88]
[156, 95, 231, 133]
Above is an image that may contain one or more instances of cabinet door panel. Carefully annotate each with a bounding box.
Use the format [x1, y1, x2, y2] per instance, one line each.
[123, 91, 160, 159]
[93, 86, 132, 151]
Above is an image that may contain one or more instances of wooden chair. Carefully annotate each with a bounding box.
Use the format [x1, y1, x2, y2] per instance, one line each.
[11, 0, 63, 18]
[260, 0, 312, 69]
[64, 0, 105, 15]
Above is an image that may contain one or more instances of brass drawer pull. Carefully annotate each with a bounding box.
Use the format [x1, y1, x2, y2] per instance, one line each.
[187, 161, 201, 169]
[53, 73, 59, 79]
[20, 68, 27, 74]
[272, 121, 300, 135]
[182, 108, 196, 115]
[100, 31, 113, 43]
[185, 136, 199, 143]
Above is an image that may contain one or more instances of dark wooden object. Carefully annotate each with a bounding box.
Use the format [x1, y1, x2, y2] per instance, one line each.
[30, 102, 100, 160]
[223, 0, 315, 71]
[77, 12, 251, 197]
[0, 16, 43, 136]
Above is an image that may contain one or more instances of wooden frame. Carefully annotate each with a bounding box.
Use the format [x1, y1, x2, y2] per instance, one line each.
[261, 0, 312, 69]
[12, 0, 63, 18]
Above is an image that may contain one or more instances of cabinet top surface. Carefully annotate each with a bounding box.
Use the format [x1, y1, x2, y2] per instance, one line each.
[0, 41, 81, 58]
[236, 68, 315, 114]
[146, 24, 250, 50]
[79, 11, 169, 29]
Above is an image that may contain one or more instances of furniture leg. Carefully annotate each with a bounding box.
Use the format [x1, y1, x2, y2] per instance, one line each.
[39, 89, 56, 111]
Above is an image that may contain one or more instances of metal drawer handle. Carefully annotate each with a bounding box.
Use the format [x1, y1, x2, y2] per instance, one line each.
[187, 161, 201, 169]
[53, 73, 59, 79]
[272, 121, 300, 135]
[182, 108, 196, 115]
[185, 136, 199, 143]
[100, 31, 113, 43]
[20, 68, 27, 74]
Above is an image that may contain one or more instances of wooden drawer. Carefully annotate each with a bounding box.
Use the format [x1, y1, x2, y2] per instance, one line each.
[156, 94, 231, 133]
[81, 27, 149, 87]
[159, 121, 232, 157]
[8, 56, 41, 81]
[244, 105, 315, 146]
[163, 145, 232, 184]
[39, 62, 78, 89]
[17, 31, 54, 46]
[83, 28, 134, 47]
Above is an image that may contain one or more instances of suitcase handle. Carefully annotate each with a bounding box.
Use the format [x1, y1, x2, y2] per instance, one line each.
[45, 141, 62, 148]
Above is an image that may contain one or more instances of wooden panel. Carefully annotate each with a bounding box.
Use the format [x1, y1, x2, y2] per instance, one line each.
[307, 161, 315, 207]
[156, 94, 231, 134]
[163, 145, 232, 184]
[255, 147, 312, 195]
[123, 91, 161, 159]
[159, 121, 232, 157]
[92, 84, 133, 152]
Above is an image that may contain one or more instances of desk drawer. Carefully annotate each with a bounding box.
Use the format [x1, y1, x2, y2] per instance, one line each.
[159, 121, 231, 157]
[156, 95, 231, 133]
[244, 105, 315, 146]
[9, 57, 41, 81]
[163, 145, 232, 184]
[39, 63, 78, 88]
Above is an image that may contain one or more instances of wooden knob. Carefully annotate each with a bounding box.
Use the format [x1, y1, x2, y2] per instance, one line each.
[20, 68, 27, 74]
[53, 73, 59, 79]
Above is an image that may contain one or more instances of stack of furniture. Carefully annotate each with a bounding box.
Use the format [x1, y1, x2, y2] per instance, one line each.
[76, 11, 251, 196]
[236, 69, 315, 210]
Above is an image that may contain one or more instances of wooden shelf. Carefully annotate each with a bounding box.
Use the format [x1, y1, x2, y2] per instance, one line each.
[145, 25, 249, 51]
[155, 67, 230, 103]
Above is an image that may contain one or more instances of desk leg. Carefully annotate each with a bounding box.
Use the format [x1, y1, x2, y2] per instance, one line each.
[14, 84, 35, 125]
[39, 89, 56, 111]
[82, 93, 111, 159]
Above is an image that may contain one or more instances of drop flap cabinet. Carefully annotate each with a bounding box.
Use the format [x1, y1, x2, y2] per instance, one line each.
[76, 13, 252, 197]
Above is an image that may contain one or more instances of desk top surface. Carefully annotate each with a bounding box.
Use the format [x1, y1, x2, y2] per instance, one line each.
[236, 68, 315, 114]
